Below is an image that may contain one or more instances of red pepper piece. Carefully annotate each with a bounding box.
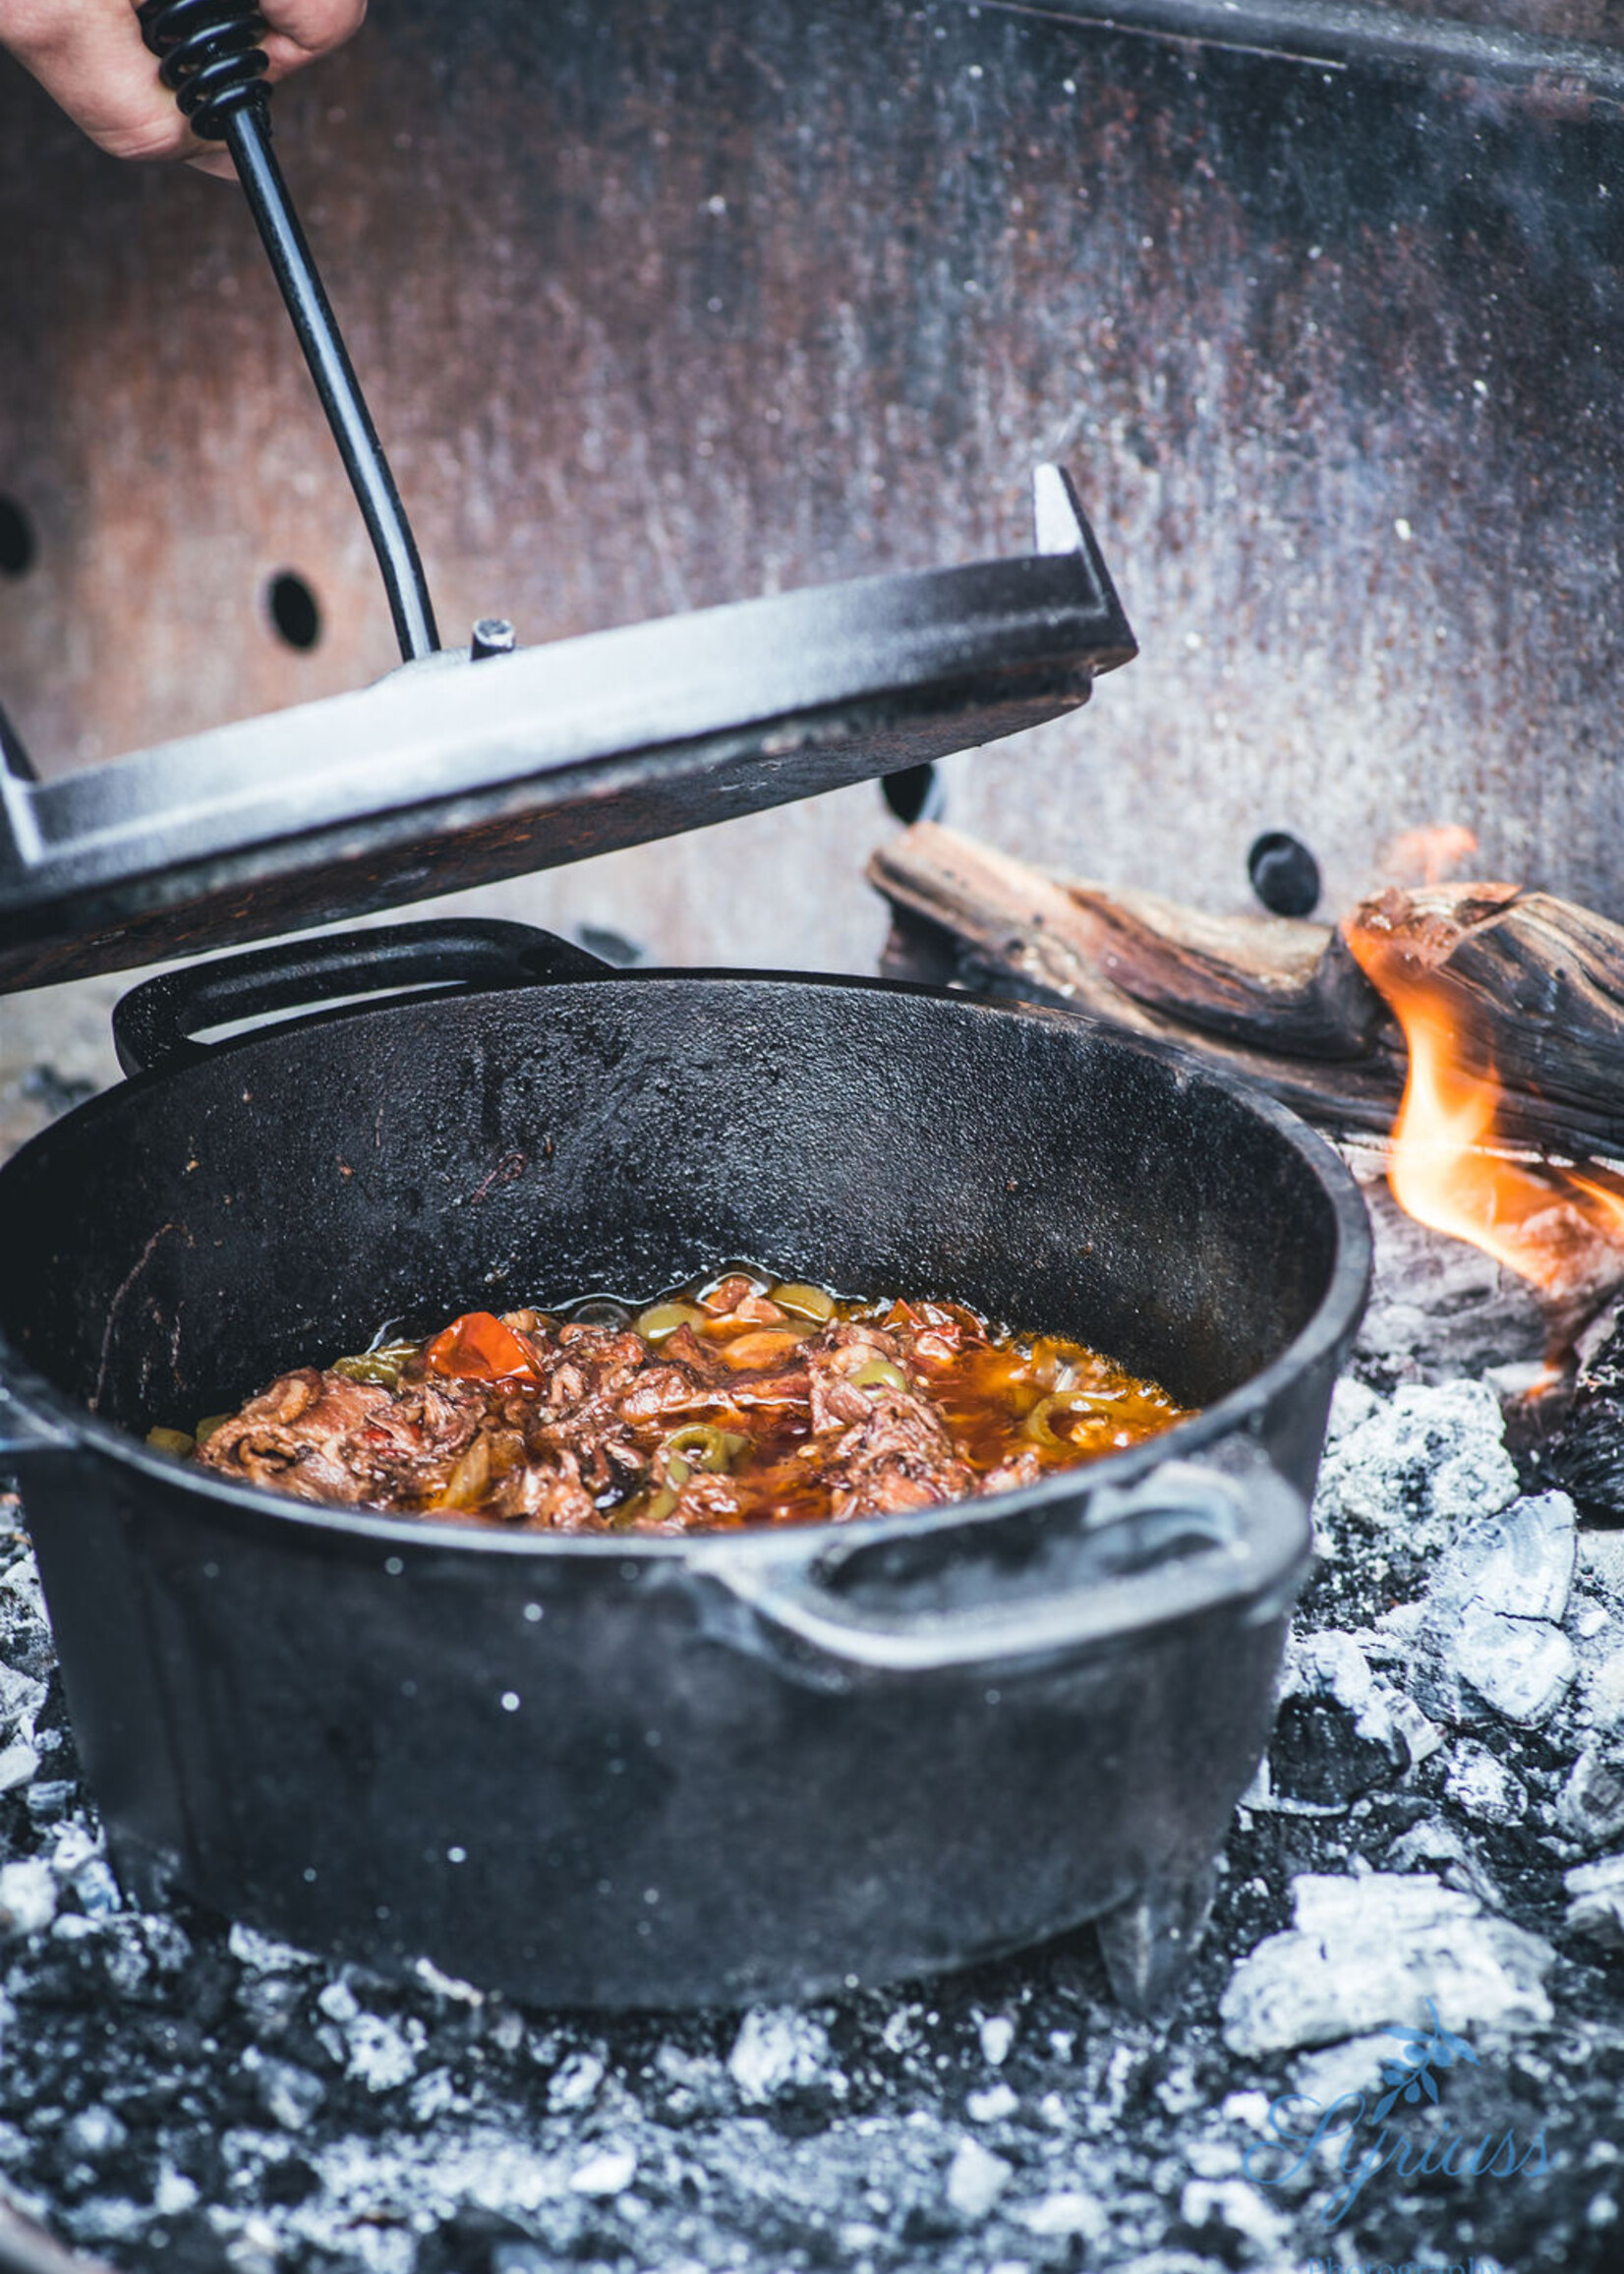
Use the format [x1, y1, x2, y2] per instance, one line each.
[425, 1312, 541, 1383]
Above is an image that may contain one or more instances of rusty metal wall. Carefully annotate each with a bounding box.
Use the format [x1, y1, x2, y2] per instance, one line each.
[2, 0, 1623, 979]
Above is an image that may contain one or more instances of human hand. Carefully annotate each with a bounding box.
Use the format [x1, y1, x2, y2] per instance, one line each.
[0, 1, 367, 176]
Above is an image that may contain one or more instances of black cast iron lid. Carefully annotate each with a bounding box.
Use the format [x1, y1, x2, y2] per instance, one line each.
[0, 464, 1132, 996]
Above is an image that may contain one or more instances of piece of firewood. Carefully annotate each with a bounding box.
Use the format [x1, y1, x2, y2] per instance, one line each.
[1349, 885, 1624, 1125]
[868, 825, 1624, 1159]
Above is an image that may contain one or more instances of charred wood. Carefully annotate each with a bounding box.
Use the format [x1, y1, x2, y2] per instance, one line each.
[870, 825, 1624, 1160]
[1544, 1313, 1624, 1523]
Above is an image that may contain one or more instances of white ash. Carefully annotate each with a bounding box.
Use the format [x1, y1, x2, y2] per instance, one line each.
[3, 1336, 1624, 2274]
[0, 1855, 56, 1940]
[1556, 1732, 1624, 1850]
[1287, 2031, 1396, 2105]
[944, 2136, 1012, 2220]
[1410, 1490, 1580, 1728]
[976, 2012, 1015, 2067]
[1312, 1378, 1520, 1554]
[1011, 2187, 1104, 2242]
[1565, 1854, 1624, 1950]
[568, 2144, 637, 2197]
[725, 2007, 835, 2104]
[1219, 1871, 1555, 2058]
[1444, 1738, 1530, 1827]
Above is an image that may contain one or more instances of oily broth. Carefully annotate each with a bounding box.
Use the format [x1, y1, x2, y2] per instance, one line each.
[164, 1262, 1195, 1530]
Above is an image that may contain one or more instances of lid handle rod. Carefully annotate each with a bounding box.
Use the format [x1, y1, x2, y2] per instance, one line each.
[138, 2, 439, 664]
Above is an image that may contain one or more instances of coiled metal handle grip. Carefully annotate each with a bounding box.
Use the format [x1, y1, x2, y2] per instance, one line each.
[138, 1, 439, 664]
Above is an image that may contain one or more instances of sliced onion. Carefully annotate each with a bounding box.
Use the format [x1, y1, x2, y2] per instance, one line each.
[661, 1423, 742, 1475]
[1022, 1392, 1113, 1449]
[636, 1302, 705, 1344]
[850, 1359, 908, 1394]
[769, 1282, 837, 1322]
[436, 1434, 492, 1510]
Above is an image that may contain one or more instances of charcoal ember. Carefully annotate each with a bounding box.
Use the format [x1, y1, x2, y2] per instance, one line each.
[1178, 2174, 1293, 2258]
[1565, 1853, 1624, 1950]
[1220, 1872, 1555, 2058]
[1352, 1176, 1552, 1388]
[1544, 1318, 1624, 1519]
[0, 1736, 36, 1794]
[943, 2135, 1013, 2221]
[239, 2045, 327, 2132]
[726, 2007, 835, 2104]
[1444, 1738, 1529, 1827]
[1312, 1378, 1520, 1555]
[1269, 1632, 1440, 1805]
[545, 2049, 605, 2113]
[1556, 1731, 1624, 1851]
[0, 1856, 55, 1939]
[0, 1661, 45, 1747]
[1382, 1817, 1505, 1909]
[1416, 1603, 1578, 1729]
[1411, 1490, 1579, 1727]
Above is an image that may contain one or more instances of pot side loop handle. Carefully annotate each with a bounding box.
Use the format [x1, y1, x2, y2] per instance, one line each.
[693, 1455, 1310, 1685]
[111, 920, 610, 1079]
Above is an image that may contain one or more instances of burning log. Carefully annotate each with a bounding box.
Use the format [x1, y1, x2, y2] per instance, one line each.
[869, 824, 1624, 1159]
[869, 824, 1624, 1340]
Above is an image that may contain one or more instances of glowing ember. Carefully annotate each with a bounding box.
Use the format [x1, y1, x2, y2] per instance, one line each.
[1349, 896, 1624, 1298]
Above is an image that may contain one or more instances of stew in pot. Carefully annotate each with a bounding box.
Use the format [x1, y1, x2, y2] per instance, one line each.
[149, 1265, 1192, 1532]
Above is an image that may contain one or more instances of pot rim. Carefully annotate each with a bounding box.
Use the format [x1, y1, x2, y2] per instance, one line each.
[0, 967, 1372, 1565]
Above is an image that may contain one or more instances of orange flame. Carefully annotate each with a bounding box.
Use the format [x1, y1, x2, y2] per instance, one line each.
[1349, 912, 1624, 1295]
[1569, 1164, 1624, 1246]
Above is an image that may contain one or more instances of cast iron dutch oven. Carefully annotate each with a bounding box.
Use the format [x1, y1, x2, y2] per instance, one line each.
[0, 919, 1369, 2013]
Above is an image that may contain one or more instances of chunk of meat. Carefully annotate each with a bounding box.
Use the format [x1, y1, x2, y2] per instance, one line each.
[824, 1388, 975, 1521]
[698, 1274, 770, 1317]
[616, 1362, 716, 1425]
[199, 1369, 393, 1502]
[537, 1326, 648, 1418]
[803, 1320, 909, 1432]
[485, 1445, 598, 1529]
[981, 1447, 1043, 1496]
[716, 1325, 807, 1370]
